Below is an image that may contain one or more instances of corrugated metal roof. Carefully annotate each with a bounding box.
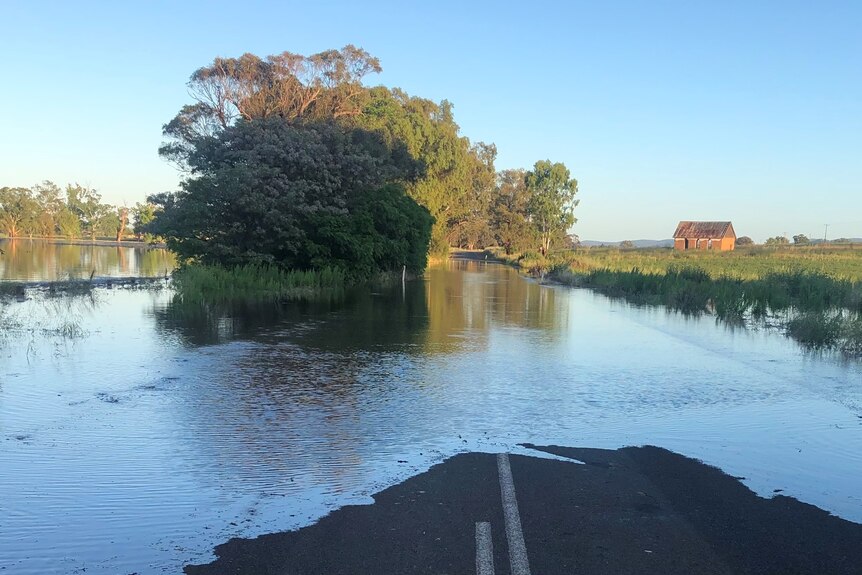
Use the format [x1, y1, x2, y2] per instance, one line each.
[673, 221, 735, 239]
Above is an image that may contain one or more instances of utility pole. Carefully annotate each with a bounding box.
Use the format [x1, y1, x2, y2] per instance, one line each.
[824, 224, 829, 243]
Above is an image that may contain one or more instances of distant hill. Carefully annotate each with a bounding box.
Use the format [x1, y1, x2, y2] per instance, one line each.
[580, 239, 674, 248]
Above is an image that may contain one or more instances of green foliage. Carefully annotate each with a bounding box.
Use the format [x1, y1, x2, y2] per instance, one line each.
[161, 47, 484, 259]
[491, 169, 536, 254]
[0, 187, 38, 237]
[147, 118, 432, 278]
[525, 160, 579, 255]
[517, 251, 551, 276]
[0, 182, 125, 240]
[306, 183, 432, 277]
[31, 181, 64, 237]
[765, 235, 790, 245]
[737, 236, 754, 246]
[158, 45, 581, 262]
[56, 207, 82, 238]
[353, 87, 477, 255]
[793, 234, 810, 245]
[131, 202, 162, 242]
[64, 184, 119, 240]
[446, 142, 497, 250]
[131, 202, 157, 230]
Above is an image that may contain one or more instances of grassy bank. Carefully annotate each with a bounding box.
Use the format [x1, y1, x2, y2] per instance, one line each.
[489, 246, 862, 355]
[490, 245, 862, 281]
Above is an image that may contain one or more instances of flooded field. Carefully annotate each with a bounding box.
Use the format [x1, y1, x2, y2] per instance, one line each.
[1, 246, 861, 574]
[0, 239, 176, 281]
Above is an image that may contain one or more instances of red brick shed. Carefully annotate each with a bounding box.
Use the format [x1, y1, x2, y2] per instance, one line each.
[673, 221, 736, 251]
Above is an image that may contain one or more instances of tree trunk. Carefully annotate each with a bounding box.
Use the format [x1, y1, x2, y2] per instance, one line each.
[541, 232, 552, 256]
[116, 209, 128, 242]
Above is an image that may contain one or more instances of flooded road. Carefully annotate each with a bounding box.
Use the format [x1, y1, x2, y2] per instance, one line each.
[1, 255, 861, 573]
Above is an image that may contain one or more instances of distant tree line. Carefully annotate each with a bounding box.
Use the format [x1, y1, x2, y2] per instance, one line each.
[0, 182, 159, 241]
[146, 46, 579, 278]
[741, 234, 855, 247]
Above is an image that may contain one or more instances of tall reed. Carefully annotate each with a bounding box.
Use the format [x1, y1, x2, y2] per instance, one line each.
[171, 263, 347, 303]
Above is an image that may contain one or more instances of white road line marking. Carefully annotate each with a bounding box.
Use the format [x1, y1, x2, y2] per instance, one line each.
[497, 453, 532, 575]
[475, 521, 495, 575]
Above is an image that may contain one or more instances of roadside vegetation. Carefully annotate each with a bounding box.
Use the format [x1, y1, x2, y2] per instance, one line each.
[491, 245, 862, 356]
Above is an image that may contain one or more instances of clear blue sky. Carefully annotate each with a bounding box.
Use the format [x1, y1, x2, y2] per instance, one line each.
[2, 0, 860, 241]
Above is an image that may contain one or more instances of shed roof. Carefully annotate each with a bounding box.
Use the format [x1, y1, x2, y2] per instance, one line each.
[673, 221, 735, 239]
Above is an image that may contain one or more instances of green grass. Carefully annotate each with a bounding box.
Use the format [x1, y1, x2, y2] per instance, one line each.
[491, 244, 862, 279]
[171, 263, 347, 303]
[488, 245, 862, 356]
[553, 245, 862, 281]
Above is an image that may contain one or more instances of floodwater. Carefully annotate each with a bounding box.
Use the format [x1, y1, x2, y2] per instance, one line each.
[1, 247, 862, 574]
[0, 238, 176, 281]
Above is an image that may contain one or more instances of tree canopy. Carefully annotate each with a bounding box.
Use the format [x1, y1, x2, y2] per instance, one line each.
[490, 169, 535, 254]
[160, 45, 383, 167]
[0, 182, 136, 241]
[525, 160, 579, 255]
[148, 119, 432, 277]
[149, 46, 581, 272]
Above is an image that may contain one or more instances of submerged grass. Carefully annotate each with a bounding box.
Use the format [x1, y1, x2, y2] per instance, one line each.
[0, 282, 27, 298]
[171, 263, 347, 303]
[0, 291, 93, 351]
[570, 268, 862, 316]
[786, 313, 862, 355]
[488, 246, 862, 356]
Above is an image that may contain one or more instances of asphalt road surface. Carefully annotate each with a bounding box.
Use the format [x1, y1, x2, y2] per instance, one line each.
[185, 445, 862, 574]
